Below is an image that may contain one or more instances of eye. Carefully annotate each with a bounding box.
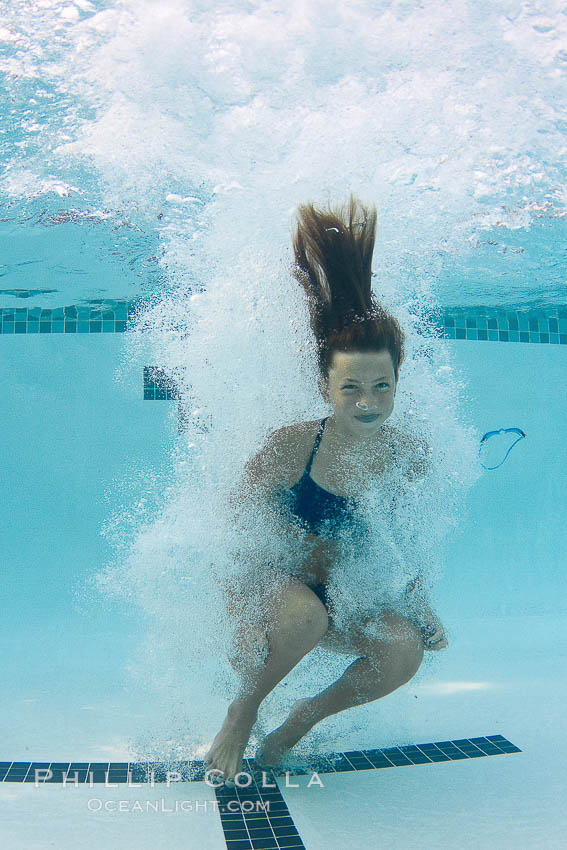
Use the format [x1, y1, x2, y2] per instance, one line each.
[341, 383, 390, 390]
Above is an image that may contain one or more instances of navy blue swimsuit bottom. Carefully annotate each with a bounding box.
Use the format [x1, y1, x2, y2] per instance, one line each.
[306, 582, 330, 609]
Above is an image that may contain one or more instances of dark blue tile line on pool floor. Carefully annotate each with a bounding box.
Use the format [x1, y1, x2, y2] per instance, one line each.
[2, 300, 567, 343]
[215, 769, 306, 850]
[0, 738, 520, 850]
[214, 734, 522, 850]
[0, 735, 521, 784]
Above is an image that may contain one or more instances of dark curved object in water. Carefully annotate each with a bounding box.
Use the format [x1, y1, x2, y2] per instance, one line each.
[479, 427, 526, 470]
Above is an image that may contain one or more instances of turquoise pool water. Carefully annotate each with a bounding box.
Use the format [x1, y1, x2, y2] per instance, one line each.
[1, 1, 566, 847]
[1, 332, 565, 848]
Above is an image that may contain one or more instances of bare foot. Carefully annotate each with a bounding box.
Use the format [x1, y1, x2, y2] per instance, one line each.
[204, 699, 258, 782]
[256, 698, 319, 766]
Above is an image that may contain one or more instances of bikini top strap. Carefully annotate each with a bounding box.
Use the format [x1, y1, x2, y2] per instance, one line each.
[305, 417, 328, 475]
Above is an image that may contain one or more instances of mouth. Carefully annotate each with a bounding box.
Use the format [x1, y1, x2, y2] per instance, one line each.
[354, 413, 380, 423]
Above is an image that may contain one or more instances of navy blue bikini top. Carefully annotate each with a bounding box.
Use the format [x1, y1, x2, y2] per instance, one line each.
[276, 417, 364, 540]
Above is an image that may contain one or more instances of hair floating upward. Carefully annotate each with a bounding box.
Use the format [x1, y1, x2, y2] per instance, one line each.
[292, 194, 378, 340]
[292, 194, 405, 381]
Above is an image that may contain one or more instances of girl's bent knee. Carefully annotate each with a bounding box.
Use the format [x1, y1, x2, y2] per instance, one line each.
[307, 601, 330, 639]
[297, 595, 329, 638]
[396, 637, 424, 682]
[279, 582, 329, 638]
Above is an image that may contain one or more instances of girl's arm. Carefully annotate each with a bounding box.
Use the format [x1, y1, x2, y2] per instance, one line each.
[403, 574, 448, 651]
[403, 436, 433, 481]
[226, 426, 306, 568]
[400, 438, 447, 650]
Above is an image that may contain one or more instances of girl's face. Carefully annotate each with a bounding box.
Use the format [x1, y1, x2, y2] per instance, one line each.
[319, 349, 397, 438]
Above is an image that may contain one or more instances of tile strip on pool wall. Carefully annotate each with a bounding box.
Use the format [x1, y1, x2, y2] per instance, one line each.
[0, 301, 134, 334]
[441, 305, 567, 343]
[1, 301, 567, 343]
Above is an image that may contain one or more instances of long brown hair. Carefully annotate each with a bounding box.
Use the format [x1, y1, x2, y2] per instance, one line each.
[292, 194, 405, 381]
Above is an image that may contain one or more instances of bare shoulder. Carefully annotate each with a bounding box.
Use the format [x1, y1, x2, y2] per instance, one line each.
[273, 419, 321, 445]
[260, 419, 319, 458]
[386, 424, 430, 454]
[384, 425, 432, 479]
[243, 419, 320, 490]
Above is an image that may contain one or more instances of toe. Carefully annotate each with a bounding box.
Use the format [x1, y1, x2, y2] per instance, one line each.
[255, 747, 276, 768]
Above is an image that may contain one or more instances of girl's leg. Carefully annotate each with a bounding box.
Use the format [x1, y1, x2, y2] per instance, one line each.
[204, 579, 329, 782]
[257, 610, 424, 765]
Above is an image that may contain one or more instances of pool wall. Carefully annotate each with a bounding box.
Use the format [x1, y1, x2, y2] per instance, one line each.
[1, 314, 565, 760]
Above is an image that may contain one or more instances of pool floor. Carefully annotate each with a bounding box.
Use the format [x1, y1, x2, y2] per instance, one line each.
[1, 614, 565, 848]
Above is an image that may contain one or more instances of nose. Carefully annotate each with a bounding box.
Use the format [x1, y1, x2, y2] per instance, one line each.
[356, 398, 378, 411]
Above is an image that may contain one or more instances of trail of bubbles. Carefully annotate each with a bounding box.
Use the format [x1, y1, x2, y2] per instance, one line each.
[98, 238, 481, 760]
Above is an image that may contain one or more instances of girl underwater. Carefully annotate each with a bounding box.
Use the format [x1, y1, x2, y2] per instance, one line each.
[204, 195, 448, 783]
